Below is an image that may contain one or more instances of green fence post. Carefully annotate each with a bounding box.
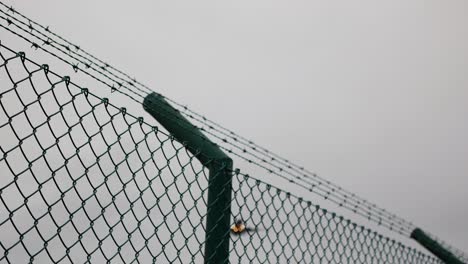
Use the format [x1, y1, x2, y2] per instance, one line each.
[143, 92, 233, 264]
[411, 228, 464, 264]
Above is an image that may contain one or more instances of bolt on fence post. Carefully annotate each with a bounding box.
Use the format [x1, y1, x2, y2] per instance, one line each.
[143, 92, 233, 264]
[411, 228, 464, 264]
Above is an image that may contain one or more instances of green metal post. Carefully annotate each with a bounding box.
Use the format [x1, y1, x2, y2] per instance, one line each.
[411, 228, 464, 264]
[143, 92, 233, 264]
[204, 158, 233, 264]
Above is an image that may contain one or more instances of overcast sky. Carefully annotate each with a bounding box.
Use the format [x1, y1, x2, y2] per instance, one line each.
[2, 0, 467, 253]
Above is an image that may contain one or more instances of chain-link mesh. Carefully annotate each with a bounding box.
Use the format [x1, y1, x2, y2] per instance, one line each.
[0, 42, 446, 263]
[230, 172, 441, 264]
[0, 3, 418, 236]
[1, 5, 467, 262]
[0, 44, 215, 263]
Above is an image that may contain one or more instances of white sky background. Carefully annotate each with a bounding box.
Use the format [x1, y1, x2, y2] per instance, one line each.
[2, 0, 467, 253]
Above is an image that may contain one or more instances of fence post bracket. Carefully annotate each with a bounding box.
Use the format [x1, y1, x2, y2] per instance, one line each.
[143, 92, 233, 264]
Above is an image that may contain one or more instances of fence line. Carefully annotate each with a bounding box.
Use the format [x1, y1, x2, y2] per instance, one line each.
[0, 1, 466, 262]
[0, 42, 445, 264]
[0, 2, 419, 236]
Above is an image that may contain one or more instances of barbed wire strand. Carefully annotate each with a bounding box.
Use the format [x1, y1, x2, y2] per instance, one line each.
[0, 14, 416, 235]
[0, 3, 417, 232]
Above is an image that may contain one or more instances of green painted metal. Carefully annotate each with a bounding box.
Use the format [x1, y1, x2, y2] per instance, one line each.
[143, 92, 233, 264]
[411, 228, 465, 264]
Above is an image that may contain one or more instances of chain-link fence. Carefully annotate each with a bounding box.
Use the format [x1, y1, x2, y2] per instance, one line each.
[231, 172, 441, 264]
[1, 1, 468, 262]
[0, 40, 448, 263]
[0, 44, 215, 263]
[1, 3, 468, 263]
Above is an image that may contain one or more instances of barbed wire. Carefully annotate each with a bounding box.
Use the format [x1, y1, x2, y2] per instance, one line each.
[0, 43, 443, 263]
[0, 2, 414, 232]
[0, 12, 145, 103]
[0, 3, 432, 238]
[143, 93, 412, 235]
[0, 3, 154, 95]
[0, 5, 414, 234]
[0, 1, 466, 260]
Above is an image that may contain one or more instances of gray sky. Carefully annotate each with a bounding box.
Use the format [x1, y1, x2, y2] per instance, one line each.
[2, 0, 468, 254]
